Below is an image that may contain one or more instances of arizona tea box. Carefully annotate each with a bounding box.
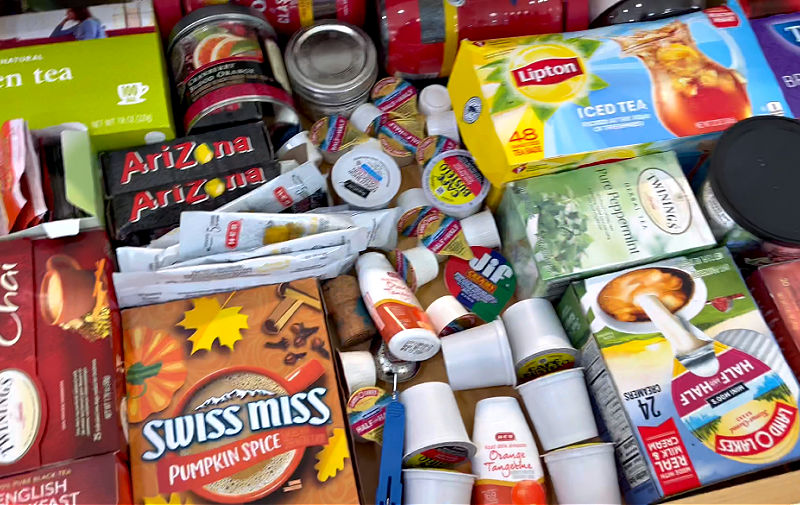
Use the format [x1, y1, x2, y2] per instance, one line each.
[558, 248, 800, 504]
[0, 230, 125, 478]
[122, 279, 360, 504]
[498, 152, 715, 299]
[0, 453, 132, 504]
[449, 4, 789, 187]
[751, 12, 800, 117]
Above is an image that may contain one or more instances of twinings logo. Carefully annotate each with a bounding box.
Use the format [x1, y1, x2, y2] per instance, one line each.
[512, 57, 583, 87]
[0, 369, 41, 464]
[141, 387, 332, 462]
[637, 168, 692, 235]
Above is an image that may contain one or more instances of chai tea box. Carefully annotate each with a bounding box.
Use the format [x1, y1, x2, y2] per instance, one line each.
[0, 452, 132, 504]
[748, 259, 800, 378]
[122, 279, 360, 504]
[498, 152, 716, 299]
[558, 247, 800, 504]
[449, 4, 789, 187]
[0, 230, 125, 478]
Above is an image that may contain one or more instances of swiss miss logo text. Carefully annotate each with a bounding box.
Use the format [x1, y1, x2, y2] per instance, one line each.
[119, 136, 255, 186]
[512, 57, 583, 87]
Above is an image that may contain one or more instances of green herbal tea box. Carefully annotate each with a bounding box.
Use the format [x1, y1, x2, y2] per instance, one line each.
[557, 248, 800, 503]
[498, 152, 715, 298]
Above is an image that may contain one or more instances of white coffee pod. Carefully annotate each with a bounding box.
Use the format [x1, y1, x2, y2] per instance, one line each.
[544, 443, 621, 505]
[426, 110, 460, 142]
[351, 102, 384, 133]
[403, 469, 476, 505]
[426, 295, 481, 337]
[441, 319, 516, 391]
[401, 382, 476, 467]
[277, 130, 323, 167]
[460, 210, 501, 249]
[419, 84, 452, 116]
[502, 298, 577, 383]
[393, 246, 440, 291]
[331, 148, 401, 210]
[339, 350, 377, 395]
[516, 368, 598, 451]
[471, 397, 545, 501]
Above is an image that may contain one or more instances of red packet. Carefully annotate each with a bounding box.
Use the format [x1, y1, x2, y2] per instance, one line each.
[0, 119, 28, 234]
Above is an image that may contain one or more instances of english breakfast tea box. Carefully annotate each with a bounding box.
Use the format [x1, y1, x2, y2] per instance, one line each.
[0, 230, 125, 478]
[498, 152, 715, 299]
[449, 4, 789, 187]
[558, 248, 800, 504]
[751, 12, 800, 117]
[122, 279, 360, 504]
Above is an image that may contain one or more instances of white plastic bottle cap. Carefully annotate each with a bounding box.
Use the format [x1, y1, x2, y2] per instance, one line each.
[402, 246, 439, 289]
[339, 350, 377, 396]
[460, 210, 501, 249]
[419, 84, 452, 116]
[440, 319, 516, 391]
[426, 110, 460, 142]
[351, 102, 384, 133]
[331, 148, 401, 210]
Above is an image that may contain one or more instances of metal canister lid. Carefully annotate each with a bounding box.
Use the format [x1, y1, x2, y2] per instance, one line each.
[285, 21, 378, 105]
[168, 4, 276, 52]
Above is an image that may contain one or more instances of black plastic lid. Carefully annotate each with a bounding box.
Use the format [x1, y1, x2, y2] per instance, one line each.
[709, 116, 800, 247]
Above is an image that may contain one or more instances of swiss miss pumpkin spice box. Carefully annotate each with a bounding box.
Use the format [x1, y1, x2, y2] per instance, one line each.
[122, 279, 360, 504]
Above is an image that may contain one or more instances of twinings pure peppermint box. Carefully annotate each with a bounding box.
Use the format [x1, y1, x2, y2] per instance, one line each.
[498, 152, 715, 299]
[448, 4, 789, 187]
[557, 248, 800, 504]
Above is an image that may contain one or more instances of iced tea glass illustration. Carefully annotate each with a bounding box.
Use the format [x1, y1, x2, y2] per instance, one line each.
[615, 21, 751, 137]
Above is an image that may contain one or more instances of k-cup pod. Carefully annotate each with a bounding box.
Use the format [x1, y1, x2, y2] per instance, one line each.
[426, 295, 482, 337]
[419, 84, 452, 116]
[544, 443, 621, 505]
[391, 246, 440, 291]
[350, 102, 384, 133]
[460, 210, 501, 249]
[277, 130, 323, 167]
[403, 469, 476, 505]
[471, 397, 545, 504]
[339, 350, 377, 395]
[401, 382, 476, 468]
[422, 150, 489, 219]
[440, 319, 516, 391]
[426, 110, 460, 143]
[331, 148, 401, 209]
[516, 368, 598, 451]
[503, 298, 577, 382]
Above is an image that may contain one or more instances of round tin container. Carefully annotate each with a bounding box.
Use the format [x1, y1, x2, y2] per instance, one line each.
[286, 21, 377, 119]
[183, 0, 368, 36]
[703, 116, 800, 248]
[168, 5, 299, 133]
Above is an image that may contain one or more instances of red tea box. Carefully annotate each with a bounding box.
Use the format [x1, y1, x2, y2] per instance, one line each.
[0, 230, 124, 478]
[748, 260, 800, 377]
[0, 453, 132, 504]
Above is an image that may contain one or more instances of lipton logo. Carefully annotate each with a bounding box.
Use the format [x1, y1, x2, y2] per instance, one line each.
[225, 220, 242, 249]
[512, 57, 583, 87]
[495, 432, 515, 441]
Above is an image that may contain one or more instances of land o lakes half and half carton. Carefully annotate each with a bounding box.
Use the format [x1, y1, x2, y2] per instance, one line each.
[498, 152, 716, 299]
[448, 5, 789, 187]
[122, 279, 359, 504]
[557, 248, 800, 504]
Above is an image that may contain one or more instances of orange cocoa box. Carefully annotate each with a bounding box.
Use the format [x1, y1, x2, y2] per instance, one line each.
[122, 279, 360, 504]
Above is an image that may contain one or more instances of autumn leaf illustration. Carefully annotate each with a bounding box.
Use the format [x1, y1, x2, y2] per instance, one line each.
[178, 295, 249, 354]
[314, 428, 350, 482]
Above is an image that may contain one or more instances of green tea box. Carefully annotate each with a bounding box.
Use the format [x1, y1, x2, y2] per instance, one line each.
[498, 152, 716, 298]
[0, 1, 175, 151]
[557, 248, 800, 503]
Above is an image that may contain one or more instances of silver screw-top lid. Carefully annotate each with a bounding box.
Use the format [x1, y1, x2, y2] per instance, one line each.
[285, 21, 378, 105]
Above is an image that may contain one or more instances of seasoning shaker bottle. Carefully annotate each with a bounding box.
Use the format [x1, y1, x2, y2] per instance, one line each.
[285, 21, 378, 119]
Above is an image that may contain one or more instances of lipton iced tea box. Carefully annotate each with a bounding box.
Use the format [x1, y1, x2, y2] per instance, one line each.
[122, 279, 360, 504]
[449, 5, 789, 187]
[0, 453, 132, 504]
[0, 230, 125, 478]
[558, 248, 800, 504]
[499, 152, 715, 299]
